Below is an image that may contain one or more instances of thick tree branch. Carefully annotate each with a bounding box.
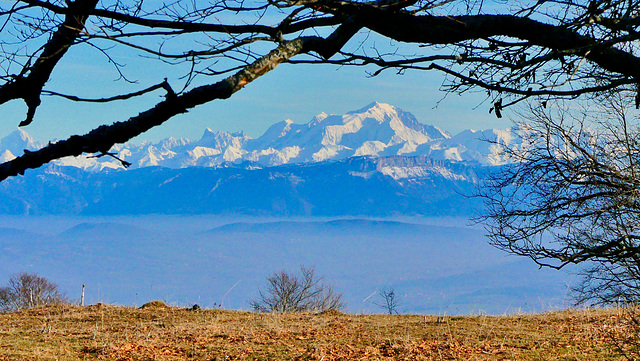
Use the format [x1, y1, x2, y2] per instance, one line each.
[42, 80, 173, 103]
[313, 2, 640, 81]
[0, 0, 347, 128]
[0, 0, 99, 126]
[0, 24, 359, 181]
[18, 0, 341, 37]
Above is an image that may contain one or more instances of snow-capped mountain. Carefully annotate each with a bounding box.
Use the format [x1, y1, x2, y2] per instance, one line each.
[426, 127, 530, 165]
[244, 102, 451, 162]
[0, 102, 516, 216]
[0, 102, 526, 172]
[0, 128, 43, 163]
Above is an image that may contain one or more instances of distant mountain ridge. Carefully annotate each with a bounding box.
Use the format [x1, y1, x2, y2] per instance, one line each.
[0, 155, 484, 216]
[0, 102, 526, 171]
[0, 216, 572, 314]
[0, 102, 520, 216]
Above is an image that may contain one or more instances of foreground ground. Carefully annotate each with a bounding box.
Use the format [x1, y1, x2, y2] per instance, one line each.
[0, 303, 638, 360]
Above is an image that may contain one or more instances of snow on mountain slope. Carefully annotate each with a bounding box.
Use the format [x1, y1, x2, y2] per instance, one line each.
[0, 102, 527, 171]
[0, 128, 42, 157]
[198, 129, 249, 149]
[245, 102, 451, 163]
[0, 150, 15, 163]
[421, 126, 531, 166]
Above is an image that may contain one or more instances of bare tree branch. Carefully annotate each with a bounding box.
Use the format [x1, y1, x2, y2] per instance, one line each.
[42, 80, 173, 103]
[0, 23, 359, 180]
[479, 94, 640, 304]
[1, 0, 640, 181]
[0, 0, 99, 126]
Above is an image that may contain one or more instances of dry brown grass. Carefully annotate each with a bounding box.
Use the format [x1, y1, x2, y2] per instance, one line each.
[0, 303, 638, 360]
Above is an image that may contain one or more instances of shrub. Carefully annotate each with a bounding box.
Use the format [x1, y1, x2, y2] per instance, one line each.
[139, 300, 169, 309]
[0, 272, 68, 312]
[250, 265, 344, 313]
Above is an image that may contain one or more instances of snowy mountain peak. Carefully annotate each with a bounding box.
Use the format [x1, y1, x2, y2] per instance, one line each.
[309, 112, 329, 127]
[14, 127, 31, 141]
[198, 129, 248, 149]
[0, 149, 15, 162]
[0, 128, 42, 156]
[0, 102, 523, 171]
[349, 101, 395, 115]
[158, 136, 192, 150]
[318, 102, 450, 149]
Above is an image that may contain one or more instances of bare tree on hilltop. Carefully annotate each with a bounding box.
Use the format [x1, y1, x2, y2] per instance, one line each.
[4, 0, 640, 303]
[0, 272, 67, 312]
[375, 287, 400, 315]
[250, 265, 344, 313]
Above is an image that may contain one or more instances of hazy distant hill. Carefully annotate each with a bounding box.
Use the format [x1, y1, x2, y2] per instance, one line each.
[0, 156, 485, 216]
[0, 217, 572, 314]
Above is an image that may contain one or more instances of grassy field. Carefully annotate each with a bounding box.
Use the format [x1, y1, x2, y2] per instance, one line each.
[0, 302, 638, 360]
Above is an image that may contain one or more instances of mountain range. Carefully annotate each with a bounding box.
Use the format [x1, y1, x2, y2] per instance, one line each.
[0, 102, 523, 216]
[1, 102, 525, 172]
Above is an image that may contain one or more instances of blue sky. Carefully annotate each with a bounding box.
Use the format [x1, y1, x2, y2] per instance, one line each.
[0, 34, 512, 144]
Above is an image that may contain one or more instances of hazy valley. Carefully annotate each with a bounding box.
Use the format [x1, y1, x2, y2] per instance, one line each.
[0, 215, 574, 315]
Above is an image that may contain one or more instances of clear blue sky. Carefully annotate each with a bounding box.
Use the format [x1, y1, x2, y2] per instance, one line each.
[0, 41, 511, 144]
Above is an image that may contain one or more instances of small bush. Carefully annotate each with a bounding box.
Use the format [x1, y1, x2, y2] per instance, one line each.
[140, 300, 169, 309]
[0, 272, 68, 312]
[250, 265, 344, 313]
